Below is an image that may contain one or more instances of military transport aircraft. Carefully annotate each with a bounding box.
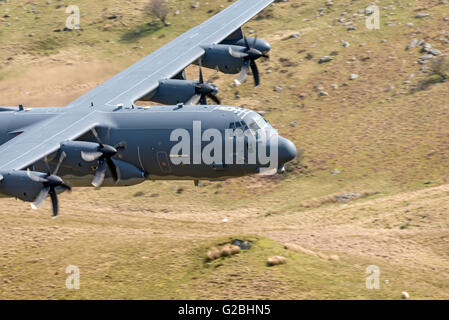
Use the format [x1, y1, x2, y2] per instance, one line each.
[0, 0, 296, 217]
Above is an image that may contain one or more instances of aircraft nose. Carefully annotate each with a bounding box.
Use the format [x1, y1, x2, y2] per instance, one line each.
[278, 136, 297, 164]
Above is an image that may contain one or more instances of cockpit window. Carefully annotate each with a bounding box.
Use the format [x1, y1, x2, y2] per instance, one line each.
[229, 121, 245, 129]
[230, 113, 271, 132]
[245, 114, 270, 131]
[248, 121, 260, 131]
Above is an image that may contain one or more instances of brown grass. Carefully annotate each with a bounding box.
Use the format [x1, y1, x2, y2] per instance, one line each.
[284, 243, 340, 261]
[300, 191, 378, 209]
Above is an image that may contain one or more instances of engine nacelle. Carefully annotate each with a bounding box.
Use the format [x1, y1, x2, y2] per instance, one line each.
[0, 171, 44, 202]
[60, 141, 102, 170]
[60, 141, 146, 186]
[222, 37, 271, 55]
[200, 45, 246, 74]
[141, 80, 198, 104]
[199, 40, 271, 75]
[141, 79, 218, 105]
[102, 159, 147, 187]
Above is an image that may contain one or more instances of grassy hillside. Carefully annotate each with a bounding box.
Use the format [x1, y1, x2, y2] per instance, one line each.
[0, 0, 448, 299]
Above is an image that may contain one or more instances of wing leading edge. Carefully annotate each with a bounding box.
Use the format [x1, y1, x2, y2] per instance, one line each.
[0, 111, 99, 171]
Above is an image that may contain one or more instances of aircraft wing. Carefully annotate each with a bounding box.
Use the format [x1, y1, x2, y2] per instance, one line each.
[0, 110, 99, 171]
[66, 0, 274, 109]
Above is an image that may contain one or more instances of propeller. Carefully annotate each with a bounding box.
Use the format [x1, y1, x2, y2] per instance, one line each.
[27, 152, 71, 217]
[186, 62, 221, 105]
[228, 37, 269, 87]
[81, 128, 126, 188]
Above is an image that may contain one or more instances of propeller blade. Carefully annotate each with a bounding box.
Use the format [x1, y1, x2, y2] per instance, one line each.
[252, 36, 258, 48]
[244, 37, 250, 50]
[199, 66, 204, 84]
[91, 128, 104, 147]
[236, 60, 251, 84]
[43, 157, 51, 176]
[52, 151, 67, 176]
[92, 159, 107, 188]
[250, 61, 260, 87]
[114, 141, 126, 151]
[186, 94, 202, 105]
[81, 151, 103, 162]
[207, 93, 221, 104]
[60, 184, 72, 193]
[106, 127, 112, 145]
[200, 94, 208, 105]
[27, 169, 48, 183]
[31, 186, 50, 210]
[49, 189, 59, 217]
[106, 158, 120, 185]
[229, 47, 248, 59]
